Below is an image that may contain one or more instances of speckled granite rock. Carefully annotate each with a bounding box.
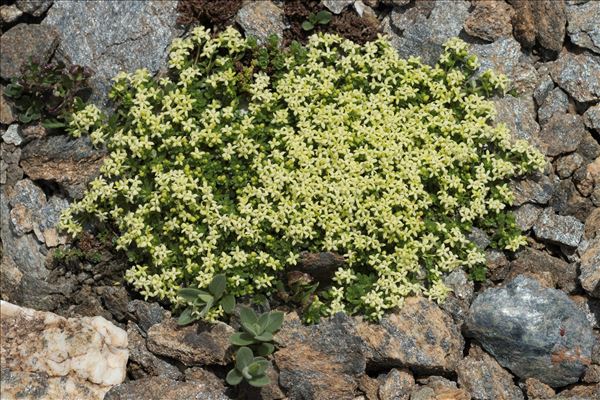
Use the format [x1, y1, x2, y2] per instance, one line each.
[236, 1, 285, 44]
[127, 322, 182, 380]
[0, 23, 59, 79]
[534, 208, 584, 248]
[466, 275, 594, 387]
[2, 125, 22, 146]
[0, 300, 128, 399]
[538, 113, 586, 156]
[43, 0, 179, 108]
[146, 317, 234, 366]
[566, 0, 600, 53]
[509, 0, 566, 53]
[457, 344, 524, 400]
[0, 4, 23, 24]
[550, 51, 600, 103]
[378, 368, 414, 400]
[323, 0, 354, 14]
[537, 88, 569, 126]
[580, 237, 600, 298]
[494, 95, 540, 148]
[509, 247, 578, 293]
[357, 297, 464, 373]
[104, 376, 232, 400]
[15, 0, 53, 17]
[584, 104, 600, 132]
[464, 0, 514, 42]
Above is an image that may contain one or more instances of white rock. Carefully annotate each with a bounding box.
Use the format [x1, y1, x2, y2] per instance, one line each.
[2, 124, 23, 146]
[0, 300, 128, 399]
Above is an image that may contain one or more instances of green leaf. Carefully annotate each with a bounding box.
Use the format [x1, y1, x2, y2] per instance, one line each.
[220, 294, 235, 313]
[230, 332, 256, 346]
[178, 287, 205, 302]
[198, 298, 214, 318]
[208, 274, 227, 299]
[235, 347, 254, 370]
[239, 307, 259, 333]
[315, 10, 332, 24]
[247, 359, 270, 376]
[226, 368, 243, 386]
[248, 374, 270, 387]
[197, 293, 214, 304]
[265, 311, 284, 333]
[42, 119, 66, 129]
[258, 312, 270, 332]
[255, 342, 275, 356]
[301, 21, 314, 31]
[177, 308, 195, 326]
[254, 332, 273, 342]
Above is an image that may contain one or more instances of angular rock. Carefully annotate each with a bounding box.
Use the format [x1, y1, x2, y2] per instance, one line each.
[15, 0, 53, 17]
[509, 247, 578, 293]
[20, 135, 105, 199]
[356, 297, 464, 373]
[583, 364, 600, 383]
[0, 4, 23, 24]
[584, 207, 600, 239]
[550, 51, 600, 103]
[323, 0, 353, 14]
[578, 131, 600, 162]
[457, 344, 524, 400]
[441, 269, 474, 325]
[378, 368, 414, 400]
[127, 322, 182, 380]
[494, 95, 541, 148]
[580, 237, 600, 297]
[43, 1, 178, 107]
[553, 383, 600, 399]
[538, 87, 569, 126]
[274, 312, 365, 400]
[413, 376, 470, 400]
[0, 143, 23, 186]
[464, 0, 514, 42]
[473, 37, 525, 83]
[523, 378, 556, 399]
[0, 301, 128, 399]
[509, 0, 566, 53]
[385, 0, 470, 66]
[236, 1, 285, 44]
[584, 104, 600, 132]
[127, 300, 169, 335]
[513, 203, 543, 231]
[466, 275, 594, 387]
[511, 175, 555, 206]
[0, 87, 15, 125]
[539, 113, 586, 156]
[555, 153, 584, 179]
[146, 317, 234, 366]
[2, 125, 21, 146]
[98, 286, 129, 322]
[566, 1, 600, 53]
[0, 23, 59, 80]
[104, 376, 231, 400]
[550, 178, 594, 222]
[534, 208, 584, 248]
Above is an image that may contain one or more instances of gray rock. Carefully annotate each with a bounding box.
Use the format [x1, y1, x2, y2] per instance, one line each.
[274, 312, 365, 400]
[0, 23, 59, 80]
[236, 1, 285, 45]
[0, 5, 23, 24]
[466, 275, 594, 387]
[104, 376, 231, 400]
[441, 269, 474, 326]
[15, 0, 53, 17]
[584, 104, 600, 132]
[538, 113, 586, 156]
[533, 74, 555, 106]
[472, 37, 523, 83]
[509, 247, 578, 293]
[513, 203, 543, 231]
[43, 1, 178, 108]
[494, 96, 541, 148]
[550, 51, 600, 103]
[538, 88, 569, 126]
[534, 208, 584, 247]
[386, 0, 470, 66]
[580, 237, 600, 298]
[511, 175, 556, 206]
[468, 227, 491, 250]
[2, 125, 22, 146]
[127, 322, 182, 380]
[378, 368, 414, 400]
[457, 345, 524, 400]
[550, 178, 595, 222]
[20, 135, 105, 199]
[566, 1, 600, 53]
[323, 0, 353, 14]
[555, 153, 584, 179]
[127, 300, 169, 335]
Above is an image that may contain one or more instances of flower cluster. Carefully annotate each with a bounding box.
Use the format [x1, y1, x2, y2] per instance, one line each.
[61, 27, 545, 321]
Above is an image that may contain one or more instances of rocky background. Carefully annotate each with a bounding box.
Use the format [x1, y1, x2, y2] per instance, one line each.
[1, 0, 599, 399]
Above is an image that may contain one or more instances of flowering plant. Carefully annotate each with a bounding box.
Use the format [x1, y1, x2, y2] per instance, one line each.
[61, 27, 545, 321]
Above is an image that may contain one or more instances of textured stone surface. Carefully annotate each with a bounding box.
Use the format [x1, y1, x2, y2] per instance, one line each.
[534, 208, 584, 248]
[0, 23, 59, 79]
[550, 51, 600, 103]
[472, 38, 524, 84]
[43, 1, 178, 107]
[514, 203, 543, 231]
[0, 87, 15, 125]
[236, 1, 285, 44]
[413, 376, 470, 400]
[274, 313, 365, 400]
[523, 378, 556, 399]
[378, 368, 414, 400]
[127, 300, 169, 335]
[323, 0, 353, 14]
[556, 153, 584, 179]
[1, 125, 21, 146]
[511, 175, 555, 206]
[104, 376, 231, 400]
[580, 237, 600, 298]
[457, 345, 524, 400]
[385, 0, 470, 66]
[509, 0, 566, 53]
[584, 104, 600, 132]
[0, 4, 23, 24]
[0, 300, 128, 399]
[464, 0, 513, 42]
[566, 1, 600, 53]
[584, 207, 600, 240]
[509, 247, 578, 293]
[539, 113, 586, 156]
[357, 297, 464, 373]
[147, 317, 234, 366]
[466, 275, 594, 387]
[127, 322, 182, 380]
[538, 87, 569, 126]
[20, 135, 105, 199]
[441, 269, 474, 325]
[15, 0, 53, 17]
[494, 95, 540, 148]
